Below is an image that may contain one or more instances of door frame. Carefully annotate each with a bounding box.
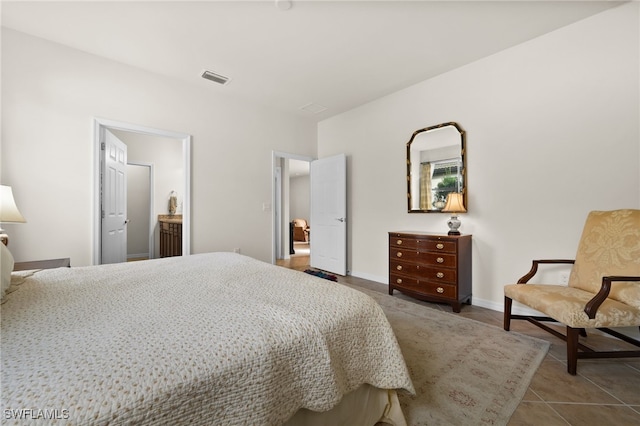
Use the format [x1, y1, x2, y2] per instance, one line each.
[126, 161, 155, 260]
[274, 165, 282, 259]
[93, 117, 191, 265]
[271, 151, 313, 265]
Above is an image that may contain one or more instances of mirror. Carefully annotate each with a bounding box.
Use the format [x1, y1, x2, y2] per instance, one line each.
[407, 122, 466, 213]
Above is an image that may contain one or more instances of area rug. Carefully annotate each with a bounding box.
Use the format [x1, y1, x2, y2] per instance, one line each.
[346, 285, 550, 426]
[304, 269, 337, 281]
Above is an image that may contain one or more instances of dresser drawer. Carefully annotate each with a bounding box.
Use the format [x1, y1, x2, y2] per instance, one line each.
[389, 235, 418, 249]
[390, 236, 457, 253]
[390, 274, 457, 299]
[390, 249, 456, 268]
[390, 260, 457, 284]
[418, 239, 457, 254]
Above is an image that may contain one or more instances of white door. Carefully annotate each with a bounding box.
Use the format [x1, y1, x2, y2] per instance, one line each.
[101, 129, 128, 264]
[310, 154, 347, 275]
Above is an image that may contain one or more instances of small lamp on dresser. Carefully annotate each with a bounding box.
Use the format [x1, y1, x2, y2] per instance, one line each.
[442, 192, 466, 235]
[0, 185, 27, 245]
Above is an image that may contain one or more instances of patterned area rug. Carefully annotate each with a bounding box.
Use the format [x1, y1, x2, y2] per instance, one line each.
[347, 285, 550, 426]
[304, 269, 337, 281]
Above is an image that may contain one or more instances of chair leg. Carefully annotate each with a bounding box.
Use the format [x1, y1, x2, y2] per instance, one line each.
[567, 327, 580, 375]
[504, 296, 512, 331]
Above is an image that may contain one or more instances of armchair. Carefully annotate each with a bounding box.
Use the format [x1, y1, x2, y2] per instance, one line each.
[504, 209, 640, 375]
[292, 218, 310, 242]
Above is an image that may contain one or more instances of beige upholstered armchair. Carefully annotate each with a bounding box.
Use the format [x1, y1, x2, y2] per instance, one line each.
[504, 209, 640, 375]
[292, 218, 310, 242]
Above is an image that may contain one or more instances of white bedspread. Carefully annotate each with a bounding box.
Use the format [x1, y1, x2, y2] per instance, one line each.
[1, 253, 413, 425]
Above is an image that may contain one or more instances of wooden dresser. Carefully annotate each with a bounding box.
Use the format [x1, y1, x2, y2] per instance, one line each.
[388, 231, 472, 312]
[159, 215, 182, 258]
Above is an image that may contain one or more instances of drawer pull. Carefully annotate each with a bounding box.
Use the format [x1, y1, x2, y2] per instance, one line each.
[436, 257, 444, 263]
[436, 287, 444, 294]
[397, 239, 403, 245]
[396, 252, 403, 258]
[396, 265, 403, 271]
[436, 243, 444, 250]
[396, 278, 403, 284]
[436, 272, 444, 278]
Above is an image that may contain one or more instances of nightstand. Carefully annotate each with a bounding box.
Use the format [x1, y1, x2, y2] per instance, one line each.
[13, 258, 71, 271]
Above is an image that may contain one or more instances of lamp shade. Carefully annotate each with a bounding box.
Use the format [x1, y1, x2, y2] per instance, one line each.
[442, 193, 466, 213]
[0, 185, 26, 223]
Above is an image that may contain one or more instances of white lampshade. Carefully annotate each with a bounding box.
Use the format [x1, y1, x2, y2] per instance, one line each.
[0, 185, 26, 223]
[442, 193, 466, 213]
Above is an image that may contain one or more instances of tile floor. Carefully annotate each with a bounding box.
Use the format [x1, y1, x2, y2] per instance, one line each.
[277, 256, 640, 426]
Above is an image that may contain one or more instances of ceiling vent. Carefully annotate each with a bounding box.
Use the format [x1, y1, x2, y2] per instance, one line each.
[300, 103, 327, 114]
[201, 70, 230, 85]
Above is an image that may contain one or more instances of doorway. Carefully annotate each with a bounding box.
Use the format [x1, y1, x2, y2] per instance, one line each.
[289, 159, 311, 260]
[272, 152, 348, 276]
[271, 151, 312, 266]
[126, 162, 154, 261]
[93, 118, 191, 265]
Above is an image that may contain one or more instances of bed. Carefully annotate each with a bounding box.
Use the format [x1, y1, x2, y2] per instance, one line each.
[1, 250, 414, 425]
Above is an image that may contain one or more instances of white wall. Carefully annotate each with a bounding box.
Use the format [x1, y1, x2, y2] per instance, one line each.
[126, 164, 151, 258]
[290, 175, 310, 222]
[1, 28, 317, 266]
[318, 3, 639, 311]
[115, 131, 184, 218]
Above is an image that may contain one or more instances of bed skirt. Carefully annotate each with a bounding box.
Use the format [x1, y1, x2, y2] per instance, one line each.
[285, 384, 407, 426]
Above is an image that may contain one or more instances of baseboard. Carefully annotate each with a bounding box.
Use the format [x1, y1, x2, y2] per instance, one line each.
[349, 270, 388, 285]
[349, 272, 546, 317]
[348, 274, 639, 339]
[453, 296, 548, 316]
[127, 253, 149, 260]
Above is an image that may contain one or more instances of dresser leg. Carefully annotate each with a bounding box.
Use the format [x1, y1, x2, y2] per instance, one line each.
[388, 286, 394, 296]
[451, 302, 462, 313]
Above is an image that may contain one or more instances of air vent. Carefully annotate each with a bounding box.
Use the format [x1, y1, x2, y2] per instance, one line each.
[201, 70, 230, 85]
[300, 103, 327, 114]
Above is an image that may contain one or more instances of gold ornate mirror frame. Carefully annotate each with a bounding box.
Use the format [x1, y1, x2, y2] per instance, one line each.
[407, 122, 466, 213]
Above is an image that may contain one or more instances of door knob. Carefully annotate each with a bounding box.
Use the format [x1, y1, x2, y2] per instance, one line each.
[336, 218, 346, 222]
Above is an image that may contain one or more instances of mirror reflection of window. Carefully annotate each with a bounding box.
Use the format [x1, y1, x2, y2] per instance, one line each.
[430, 159, 463, 209]
[407, 123, 466, 212]
[419, 163, 432, 210]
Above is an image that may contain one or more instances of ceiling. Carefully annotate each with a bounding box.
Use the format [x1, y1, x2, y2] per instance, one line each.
[1, 0, 621, 122]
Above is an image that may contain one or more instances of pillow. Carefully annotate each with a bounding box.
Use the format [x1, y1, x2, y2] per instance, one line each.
[1, 242, 15, 299]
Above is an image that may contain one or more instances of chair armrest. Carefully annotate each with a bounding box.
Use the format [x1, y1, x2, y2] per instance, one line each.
[517, 259, 575, 284]
[584, 276, 640, 319]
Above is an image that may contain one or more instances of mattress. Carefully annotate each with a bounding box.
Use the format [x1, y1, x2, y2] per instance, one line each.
[1, 252, 413, 425]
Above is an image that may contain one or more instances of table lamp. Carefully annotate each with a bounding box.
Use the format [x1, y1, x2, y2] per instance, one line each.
[0, 185, 26, 245]
[442, 193, 466, 235]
